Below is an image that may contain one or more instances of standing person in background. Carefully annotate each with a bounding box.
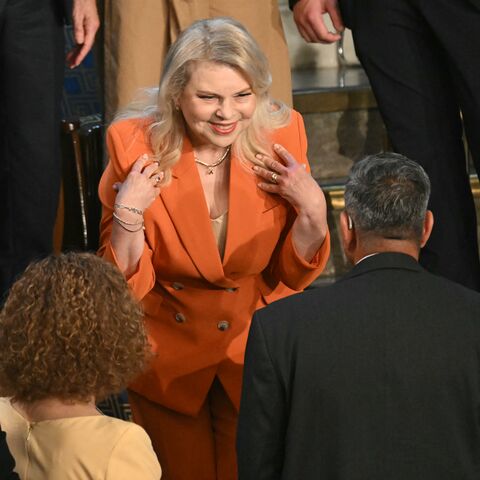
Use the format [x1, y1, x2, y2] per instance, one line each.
[290, 0, 480, 291]
[0, 0, 99, 301]
[103, 0, 293, 121]
[98, 17, 330, 480]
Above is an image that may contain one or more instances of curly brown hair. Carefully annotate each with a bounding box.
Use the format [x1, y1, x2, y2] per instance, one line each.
[0, 252, 149, 403]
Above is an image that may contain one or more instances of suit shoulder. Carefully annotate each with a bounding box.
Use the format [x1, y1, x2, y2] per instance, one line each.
[269, 108, 307, 166]
[271, 109, 303, 137]
[256, 286, 328, 330]
[421, 270, 480, 306]
[107, 117, 152, 154]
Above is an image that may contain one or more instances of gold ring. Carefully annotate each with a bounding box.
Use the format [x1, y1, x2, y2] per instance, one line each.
[271, 172, 278, 184]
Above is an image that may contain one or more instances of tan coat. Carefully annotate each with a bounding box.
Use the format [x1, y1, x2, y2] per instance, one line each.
[104, 0, 293, 120]
[98, 110, 330, 416]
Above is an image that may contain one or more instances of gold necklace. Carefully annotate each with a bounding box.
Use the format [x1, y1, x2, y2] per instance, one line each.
[194, 146, 230, 175]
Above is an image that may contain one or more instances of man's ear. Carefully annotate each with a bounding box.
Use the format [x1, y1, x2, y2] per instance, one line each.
[420, 210, 434, 248]
[340, 211, 356, 261]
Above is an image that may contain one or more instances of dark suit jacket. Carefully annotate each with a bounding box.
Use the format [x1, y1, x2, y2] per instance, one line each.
[288, 0, 479, 30]
[61, 0, 72, 22]
[238, 252, 480, 479]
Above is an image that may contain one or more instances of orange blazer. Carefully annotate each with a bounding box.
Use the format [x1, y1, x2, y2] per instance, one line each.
[98, 110, 330, 416]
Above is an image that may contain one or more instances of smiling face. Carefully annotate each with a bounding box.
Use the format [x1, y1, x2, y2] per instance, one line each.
[177, 61, 257, 149]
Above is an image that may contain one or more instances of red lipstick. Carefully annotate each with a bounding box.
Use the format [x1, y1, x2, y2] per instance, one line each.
[209, 122, 237, 135]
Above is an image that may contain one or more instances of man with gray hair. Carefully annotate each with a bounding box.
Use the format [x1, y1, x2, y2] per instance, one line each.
[237, 152, 480, 479]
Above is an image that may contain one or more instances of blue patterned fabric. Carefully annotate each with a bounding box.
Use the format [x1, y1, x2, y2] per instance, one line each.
[61, 25, 102, 118]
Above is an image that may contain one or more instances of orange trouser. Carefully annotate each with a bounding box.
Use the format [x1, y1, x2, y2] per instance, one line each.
[128, 378, 238, 480]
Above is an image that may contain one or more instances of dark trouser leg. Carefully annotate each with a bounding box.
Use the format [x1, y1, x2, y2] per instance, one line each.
[0, 0, 64, 299]
[420, 0, 480, 278]
[348, 0, 480, 290]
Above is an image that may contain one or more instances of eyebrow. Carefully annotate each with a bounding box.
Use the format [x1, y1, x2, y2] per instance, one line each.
[196, 87, 253, 96]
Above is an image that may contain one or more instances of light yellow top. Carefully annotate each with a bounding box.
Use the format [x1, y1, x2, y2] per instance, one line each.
[211, 211, 228, 259]
[0, 397, 161, 480]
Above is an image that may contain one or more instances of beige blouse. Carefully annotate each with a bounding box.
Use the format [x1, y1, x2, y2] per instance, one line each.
[211, 211, 228, 259]
[0, 398, 161, 480]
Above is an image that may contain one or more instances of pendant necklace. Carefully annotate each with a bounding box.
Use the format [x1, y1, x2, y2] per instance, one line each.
[194, 146, 230, 175]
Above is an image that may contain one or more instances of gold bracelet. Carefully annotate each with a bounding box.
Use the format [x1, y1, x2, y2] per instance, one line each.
[114, 203, 143, 215]
[112, 211, 144, 226]
[113, 215, 145, 232]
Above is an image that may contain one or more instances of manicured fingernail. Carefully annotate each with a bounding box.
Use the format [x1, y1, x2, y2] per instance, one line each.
[142, 153, 149, 159]
[255, 153, 262, 159]
[159, 172, 165, 179]
[252, 165, 259, 171]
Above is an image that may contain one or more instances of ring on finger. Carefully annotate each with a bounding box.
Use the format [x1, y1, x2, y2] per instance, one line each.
[153, 175, 161, 185]
[271, 172, 278, 184]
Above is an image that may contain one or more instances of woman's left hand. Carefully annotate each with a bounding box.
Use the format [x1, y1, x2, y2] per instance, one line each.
[253, 143, 324, 214]
[254, 143, 328, 262]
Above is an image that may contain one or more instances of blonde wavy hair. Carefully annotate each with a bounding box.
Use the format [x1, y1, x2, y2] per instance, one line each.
[0, 253, 149, 403]
[115, 17, 291, 185]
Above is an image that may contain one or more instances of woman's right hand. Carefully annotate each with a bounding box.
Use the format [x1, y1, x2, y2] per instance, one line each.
[114, 154, 163, 213]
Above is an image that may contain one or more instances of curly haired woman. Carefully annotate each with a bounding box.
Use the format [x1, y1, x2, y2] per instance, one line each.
[0, 253, 161, 480]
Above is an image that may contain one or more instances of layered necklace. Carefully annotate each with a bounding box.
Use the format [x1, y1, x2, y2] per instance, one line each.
[194, 146, 231, 175]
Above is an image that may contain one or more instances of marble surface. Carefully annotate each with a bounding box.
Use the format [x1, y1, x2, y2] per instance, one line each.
[304, 108, 386, 182]
[292, 67, 370, 94]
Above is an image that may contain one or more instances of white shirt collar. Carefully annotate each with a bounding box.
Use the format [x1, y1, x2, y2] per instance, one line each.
[355, 252, 380, 265]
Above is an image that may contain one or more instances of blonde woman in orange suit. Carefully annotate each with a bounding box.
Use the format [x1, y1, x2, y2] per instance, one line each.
[98, 18, 330, 480]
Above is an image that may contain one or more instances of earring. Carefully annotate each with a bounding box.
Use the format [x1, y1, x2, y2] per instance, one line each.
[174, 105, 180, 111]
[347, 215, 353, 230]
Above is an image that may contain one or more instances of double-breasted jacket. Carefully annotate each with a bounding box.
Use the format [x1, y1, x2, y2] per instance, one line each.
[98, 110, 330, 415]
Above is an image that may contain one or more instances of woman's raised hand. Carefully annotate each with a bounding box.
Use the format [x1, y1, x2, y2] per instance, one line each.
[253, 144, 325, 214]
[254, 143, 328, 261]
[114, 154, 163, 213]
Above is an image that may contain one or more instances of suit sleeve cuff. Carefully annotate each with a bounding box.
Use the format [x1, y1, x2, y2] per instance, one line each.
[278, 228, 331, 289]
[101, 242, 156, 300]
